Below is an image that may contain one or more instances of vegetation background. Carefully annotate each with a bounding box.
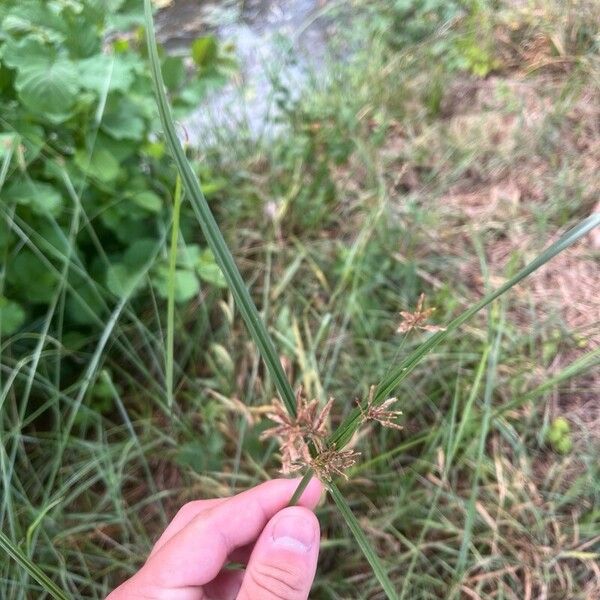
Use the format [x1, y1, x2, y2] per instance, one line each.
[0, 0, 599, 598]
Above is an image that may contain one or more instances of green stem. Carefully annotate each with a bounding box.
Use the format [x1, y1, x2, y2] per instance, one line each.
[143, 0, 297, 417]
[166, 175, 183, 409]
[329, 483, 398, 599]
[288, 469, 314, 506]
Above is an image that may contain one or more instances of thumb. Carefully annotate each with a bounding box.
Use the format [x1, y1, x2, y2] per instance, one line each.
[237, 506, 320, 600]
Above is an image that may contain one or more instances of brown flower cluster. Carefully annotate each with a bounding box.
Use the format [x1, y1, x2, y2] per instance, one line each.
[262, 386, 403, 482]
[260, 387, 333, 474]
[360, 386, 403, 431]
[397, 293, 445, 334]
[308, 447, 360, 482]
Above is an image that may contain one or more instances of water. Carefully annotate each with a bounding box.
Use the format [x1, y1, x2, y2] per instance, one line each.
[157, 0, 335, 144]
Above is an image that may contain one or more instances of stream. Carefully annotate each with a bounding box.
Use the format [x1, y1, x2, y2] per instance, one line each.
[157, 0, 337, 144]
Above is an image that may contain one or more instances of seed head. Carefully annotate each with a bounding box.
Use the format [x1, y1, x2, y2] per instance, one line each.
[308, 447, 361, 482]
[260, 387, 334, 474]
[360, 385, 403, 431]
[397, 293, 445, 334]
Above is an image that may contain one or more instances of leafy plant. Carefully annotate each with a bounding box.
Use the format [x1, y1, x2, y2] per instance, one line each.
[546, 416, 573, 454]
[365, 0, 500, 77]
[1, 1, 598, 598]
[0, 0, 231, 345]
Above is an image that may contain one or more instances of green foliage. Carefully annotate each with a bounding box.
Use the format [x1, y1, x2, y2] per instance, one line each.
[142, 2, 600, 598]
[366, 0, 500, 77]
[0, 0, 230, 340]
[546, 416, 573, 454]
[0, 296, 26, 334]
[382, 0, 464, 47]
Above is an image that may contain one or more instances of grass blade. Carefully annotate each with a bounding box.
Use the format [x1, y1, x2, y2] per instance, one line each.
[456, 311, 503, 575]
[496, 346, 600, 416]
[143, 0, 296, 417]
[166, 175, 183, 409]
[0, 530, 70, 600]
[288, 469, 314, 506]
[329, 214, 600, 448]
[329, 483, 398, 600]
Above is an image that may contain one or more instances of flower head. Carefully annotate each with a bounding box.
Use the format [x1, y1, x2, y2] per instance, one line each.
[397, 293, 445, 334]
[308, 447, 360, 482]
[360, 385, 403, 431]
[260, 387, 333, 474]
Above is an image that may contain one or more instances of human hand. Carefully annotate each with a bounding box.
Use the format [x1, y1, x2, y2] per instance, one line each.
[107, 477, 323, 600]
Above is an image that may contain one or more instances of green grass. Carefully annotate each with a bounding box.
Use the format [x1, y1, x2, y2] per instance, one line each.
[1, 0, 600, 598]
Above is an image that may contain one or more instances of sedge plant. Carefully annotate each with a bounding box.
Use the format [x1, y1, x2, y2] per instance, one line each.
[140, 1, 600, 598]
[1, 1, 599, 598]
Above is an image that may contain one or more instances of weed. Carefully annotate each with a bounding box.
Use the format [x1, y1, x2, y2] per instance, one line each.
[0, 1, 598, 599]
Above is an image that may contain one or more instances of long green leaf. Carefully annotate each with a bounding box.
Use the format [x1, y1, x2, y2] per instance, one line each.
[0, 530, 70, 600]
[456, 311, 503, 574]
[496, 346, 600, 416]
[142, 0, 297, 417]
[329, 483, 398, 600]
[144, 6, 398, 598]
[166, 175, 183, 409]
[329, 214, 600, 449]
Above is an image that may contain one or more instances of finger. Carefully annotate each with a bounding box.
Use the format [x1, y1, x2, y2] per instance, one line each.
[228, 542, 253, 565]
[150, 498, 226, 557]
[203, 569, 245, 600]
[140, 477, 323, 589]
[236, 506, 320, 600]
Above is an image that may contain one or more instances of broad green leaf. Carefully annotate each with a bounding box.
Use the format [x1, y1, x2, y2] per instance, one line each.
[177, 244, 203, 271]
[153, 266, 200, 303]
[1, 37, 50, 70]
[35, 221, 73, 256]
[131, 190, 162, 212]
[0, 62, 12, 94]
[143, 140, 166, 159]
[8, 250, 58, 304]
[101, 97, 146, 140]
[123, 238, 161, 270]
[10, 40, 79, 121]
[177, 243, 202, 269]
[3, 17, 65, 45]
[4, 180, 63, 216]
[173, 270, 200, 302]
[107, 0, 145, 31]
[0, 123, 45, 164]
[196, 248, 227, 288]
[77, 54, 135, 93]
[74, 147, 120, 183]
[0, 297, 26, 335]
[177, 73, 226, 108]
[106, 263, 144, 297]
[191, 36, 218, 67]
[161, 55, 185, 90]
[178, 244, 226, 287]
[0, 218, 14, 250]
[66, 282, 106, 326]
[176, 436, 224, 473]
[1, 2, 68, 37]
[100, 204, 155, 242]
[94, 131, 138, 162]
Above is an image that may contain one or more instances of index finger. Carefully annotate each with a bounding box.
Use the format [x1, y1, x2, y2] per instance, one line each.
[139, 477, 323, 590]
